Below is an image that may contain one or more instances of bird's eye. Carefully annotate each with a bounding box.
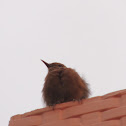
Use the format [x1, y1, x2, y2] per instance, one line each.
[58, 65, 62, 67]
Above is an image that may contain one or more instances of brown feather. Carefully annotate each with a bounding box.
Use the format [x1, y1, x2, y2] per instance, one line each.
[42, 61, 90, 106]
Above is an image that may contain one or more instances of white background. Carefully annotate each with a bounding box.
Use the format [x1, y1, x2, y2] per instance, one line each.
[0, 0, 126, 125]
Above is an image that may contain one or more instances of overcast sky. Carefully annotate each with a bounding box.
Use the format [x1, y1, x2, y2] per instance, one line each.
[1, 0, 126, 125]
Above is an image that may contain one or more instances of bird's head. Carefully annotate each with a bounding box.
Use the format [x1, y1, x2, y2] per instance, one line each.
[41, 60, 66, 71]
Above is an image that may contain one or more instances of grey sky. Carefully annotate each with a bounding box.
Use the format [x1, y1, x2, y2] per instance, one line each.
[0, 0, 126, 125]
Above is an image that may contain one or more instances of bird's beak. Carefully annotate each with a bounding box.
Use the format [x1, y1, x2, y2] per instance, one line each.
[41, 60, 50, 68]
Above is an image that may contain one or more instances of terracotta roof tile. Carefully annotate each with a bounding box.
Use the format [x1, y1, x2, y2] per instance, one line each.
[9, 89, 126, 126]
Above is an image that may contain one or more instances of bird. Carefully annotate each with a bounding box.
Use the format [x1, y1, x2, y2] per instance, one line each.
[41, 60, 90, 107]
